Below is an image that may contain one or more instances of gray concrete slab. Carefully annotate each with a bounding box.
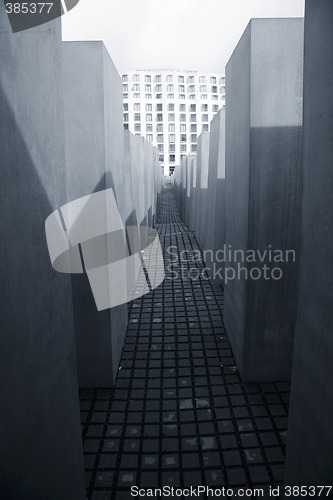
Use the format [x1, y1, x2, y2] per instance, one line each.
[284, 0, 333, 485]
[224, 18, 304, 382]
[204, 109, 226, 282]
[63, 41, 128, 388]
[0, 7, 85, 499]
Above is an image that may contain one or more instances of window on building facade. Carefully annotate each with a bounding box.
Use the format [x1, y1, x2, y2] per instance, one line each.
[199, 76, 206, 83]
[168, 113, 175, 122]
[156, 104, 163, 111]
[156, 94, 162, 99]
[191, 144, 197, 152]
[169, 144, 175, 153]
[187, 76, 194, 83]
[135, 124, 141, 132]
[157, 134, 163, 143]
[211, 85, 218, 93]
[133, 93, 140, 98]
[159, 154, 164, 162]
[168, 124, 175, 132]
[167, 84, 174, 92]
[213, 105, 219, 112]
[210, 76, 217, 84]
[123, 113, 128, 122]
[180, 124, 186, 132]
[220, 86, 225, 93]
[145, 93, 152, 99]
[133, 74, 140, 82]
[190, 114, 196, 122]
[134, 113, 141, 121]
[189, 94, 196, 100]
[122, 74, 128, 82]
[191, 134, 197, 142]
[133, 84, 140, 91]
[179, 104, 186, 112]
[200, 85, 206, 92]
[188, 85, 195, 93]
[156, 113, 163, 121]
[123, 84, 128, 91]
[134, 103, 140, 111]
[191, 124, 197, 132]
[180, 114, 186, 122]
[201, 104, 208, 112]
[146, 124, 153, 131]
[123, 93, 128, 99]
[158, 144, 164, 153]
[145, 75, 151, 82]
[124, 123, 129, 130]
[146, 134, 153, 142]
[212, 94, 218, 100]
[190, 104, 196, 112]
[167, 94, 174, 99]
[145, 84, 151, 92]
[202, 124, 209, 132]
[202, 114, 209, 122]
[155, 84, 162, 92]
[168, 104, 175, 111]
[201, 94, 207, 99]
[169, 154, 175, 162]
[219, 77, 225, 84]
[178, 85, 185, 92]
[155, 75, 162, 82]
[166, 75, 173, 82]
[180, 144, 187, 152]
[156, 124, 163, 132]
[179, 94, 185, 99]
[146, 114, 152, 122]
[180, 134, 186, 142]
[146, 103, 152, 111]
[169, 134, 175, 143]
[123, 103, 128, 111]
[178, 75, 184, 83]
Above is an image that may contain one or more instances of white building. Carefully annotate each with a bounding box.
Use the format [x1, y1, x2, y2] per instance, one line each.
[122, 69, 225, 175]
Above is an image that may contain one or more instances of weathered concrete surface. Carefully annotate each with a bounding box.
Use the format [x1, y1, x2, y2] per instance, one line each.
[194, 132, 210, 247]
[224, 19, 304, 382]
[0, 7, 85, 499]
[63, 41, 128, 388]
[63, 42, 162, 388]
[204, 109, 226, 282]
[284, 0, 333, 485]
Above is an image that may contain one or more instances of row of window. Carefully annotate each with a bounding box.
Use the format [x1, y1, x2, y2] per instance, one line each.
[124, 103, 219, 112]
[124, 113, 211, 123]
[123, 93, 224, 101]
[122, 74, 225, 85]
[128, 123, 207, 133]
[123, 84, 224, 94]
[138, 133, 198, 143]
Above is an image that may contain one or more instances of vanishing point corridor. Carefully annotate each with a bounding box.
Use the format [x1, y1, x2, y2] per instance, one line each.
[79, 186, 289, 499]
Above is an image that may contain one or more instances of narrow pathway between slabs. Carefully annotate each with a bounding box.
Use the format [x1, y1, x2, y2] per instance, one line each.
[80, 185, 290, 500]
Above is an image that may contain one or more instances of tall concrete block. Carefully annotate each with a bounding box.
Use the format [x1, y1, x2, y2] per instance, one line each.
[63, 41, 128, 387]
[0, 7, 85, 499]
[188, 156, 198, 232]
[224, 19, 304, 382]
[204, 109, 226, 281]
[285, 0, 333, 485]
[194, 132, 210, 246]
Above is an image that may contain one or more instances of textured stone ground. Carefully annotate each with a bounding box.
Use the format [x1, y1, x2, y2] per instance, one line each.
[80, 186, 289, 499]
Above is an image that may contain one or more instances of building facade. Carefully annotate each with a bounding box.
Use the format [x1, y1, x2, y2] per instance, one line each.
[122, 69, 225, 175]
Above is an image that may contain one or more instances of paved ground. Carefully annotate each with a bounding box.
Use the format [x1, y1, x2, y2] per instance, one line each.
[80, 186, 290, 499]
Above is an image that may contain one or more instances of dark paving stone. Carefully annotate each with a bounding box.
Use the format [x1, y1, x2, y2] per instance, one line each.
[80, 188, 290, 499]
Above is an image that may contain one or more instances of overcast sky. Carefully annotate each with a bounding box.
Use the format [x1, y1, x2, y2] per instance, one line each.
[62, 0, 305, 75]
